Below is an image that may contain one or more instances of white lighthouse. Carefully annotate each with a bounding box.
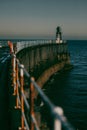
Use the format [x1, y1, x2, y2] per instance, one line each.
[56, 26, 63, 44]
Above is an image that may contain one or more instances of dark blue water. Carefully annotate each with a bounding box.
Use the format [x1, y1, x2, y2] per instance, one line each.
[44, 40, 87, 130]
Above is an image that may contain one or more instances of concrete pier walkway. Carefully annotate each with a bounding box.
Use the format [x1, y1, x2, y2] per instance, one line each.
[0, 59, 9, 130]
[0, 47, 21, 130]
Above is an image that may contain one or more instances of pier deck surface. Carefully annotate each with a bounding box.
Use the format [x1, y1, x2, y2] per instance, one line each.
[0, 60, 9, 129]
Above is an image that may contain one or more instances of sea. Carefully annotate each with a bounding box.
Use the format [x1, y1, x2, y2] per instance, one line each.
[43, 40, 87, 130]
[0, 40, 87, 130]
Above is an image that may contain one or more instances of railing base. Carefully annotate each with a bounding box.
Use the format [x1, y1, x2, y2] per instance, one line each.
[19, 127, 27, 130]
[13, 93, 16, 96]
[14, 106, 21, 109]
[12, 89, 16, 96]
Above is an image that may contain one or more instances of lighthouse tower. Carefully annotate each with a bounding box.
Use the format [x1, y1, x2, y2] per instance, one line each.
[56, 26, 63, 44]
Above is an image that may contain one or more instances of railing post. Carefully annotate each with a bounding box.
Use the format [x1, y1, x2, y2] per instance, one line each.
[15, 59, 21, 109]
[8, 41, 14, 54]
[12, 54, 17, 96]
[53, 107, 63, 130]
[30, 77, 35, 130]
[8, 41, 16, 96]
[19, 64, 26, 130]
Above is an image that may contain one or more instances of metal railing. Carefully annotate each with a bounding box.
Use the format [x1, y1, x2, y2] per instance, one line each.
[16, 40, 54, 53]
[8, 41, 75, 130]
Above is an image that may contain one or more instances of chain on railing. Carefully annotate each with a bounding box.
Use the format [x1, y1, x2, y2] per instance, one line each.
[8, 41, 75, 130]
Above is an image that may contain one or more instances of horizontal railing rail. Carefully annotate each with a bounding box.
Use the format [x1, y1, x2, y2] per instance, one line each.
[16, 40, 55, 53]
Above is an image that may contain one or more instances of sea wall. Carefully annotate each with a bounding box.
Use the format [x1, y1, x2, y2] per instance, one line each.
[16, 43, 70, 88]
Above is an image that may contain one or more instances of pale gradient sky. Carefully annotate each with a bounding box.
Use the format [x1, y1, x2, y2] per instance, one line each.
[0, 0, 87, 39]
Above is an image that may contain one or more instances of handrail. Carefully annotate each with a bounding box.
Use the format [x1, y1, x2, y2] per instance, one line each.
[16, 40, 53, 53]
[8, 41, 75, 130]
[15, 39, 67, 54]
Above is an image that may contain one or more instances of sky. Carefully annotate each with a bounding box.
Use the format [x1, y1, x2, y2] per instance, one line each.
[0, 0, 87, 39]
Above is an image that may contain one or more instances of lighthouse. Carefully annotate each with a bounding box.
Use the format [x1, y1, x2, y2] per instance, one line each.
[56, 26, 63, 44]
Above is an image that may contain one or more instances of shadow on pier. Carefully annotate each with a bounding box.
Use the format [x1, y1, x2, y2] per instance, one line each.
[0, 56, 9, 129]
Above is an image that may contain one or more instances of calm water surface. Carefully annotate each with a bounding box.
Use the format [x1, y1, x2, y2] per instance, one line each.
[44, 40, 87, 130]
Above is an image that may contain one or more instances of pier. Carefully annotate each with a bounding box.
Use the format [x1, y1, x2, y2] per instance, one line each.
[0, 27, 74, 130]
